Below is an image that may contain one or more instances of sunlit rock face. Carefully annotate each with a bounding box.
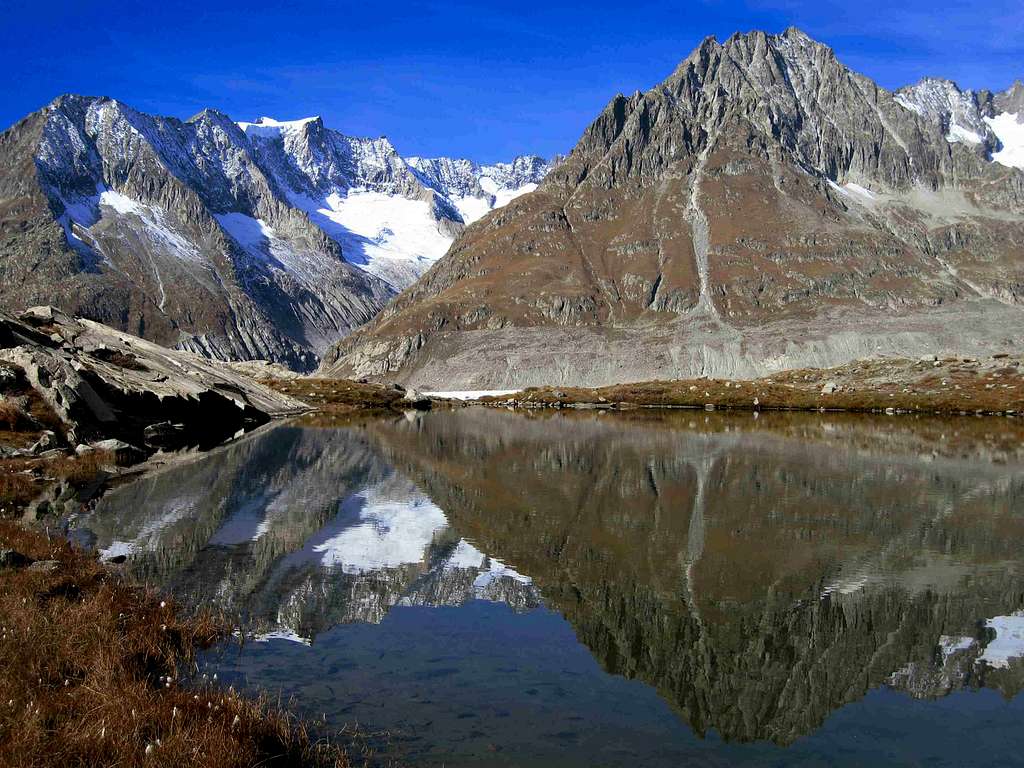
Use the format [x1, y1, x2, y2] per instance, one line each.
[322, 29, 1024, 388]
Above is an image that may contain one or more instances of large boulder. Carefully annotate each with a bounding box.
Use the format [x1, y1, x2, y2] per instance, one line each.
[0, 307, 308, 449]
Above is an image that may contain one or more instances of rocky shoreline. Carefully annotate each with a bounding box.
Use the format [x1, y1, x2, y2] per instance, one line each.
[477, 355, 1024, 417]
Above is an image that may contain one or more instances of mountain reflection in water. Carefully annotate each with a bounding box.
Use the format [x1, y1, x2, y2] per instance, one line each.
[68, 409, 1024, 765]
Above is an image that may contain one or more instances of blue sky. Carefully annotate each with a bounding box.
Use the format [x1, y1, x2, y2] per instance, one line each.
[1, 0, 1021, 162]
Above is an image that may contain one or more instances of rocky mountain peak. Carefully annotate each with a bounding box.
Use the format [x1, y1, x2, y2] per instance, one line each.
[996, 80, 1024, 115]
[321, 28, 1024, 388]
[895, 77, 993, 146]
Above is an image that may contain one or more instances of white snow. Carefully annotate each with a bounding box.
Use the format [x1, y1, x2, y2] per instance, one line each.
[237, 116, 318, 138]
[946, 123, 984, 145]
[979, 612, 1024, 668]
[57, 187, 204, 267]
[894, 94, 924, 115]
[827, 180, 877, 202]
[479, 177, 538, 210]
[424, 390, 519, 400]
[98, 189, 144, 214]
[450, 194, 492, 225]
[984, 112, 1024, 169]
[289, 189, 453, 288]
[300, 488, 448, 574]
[214, 212, 275, 250]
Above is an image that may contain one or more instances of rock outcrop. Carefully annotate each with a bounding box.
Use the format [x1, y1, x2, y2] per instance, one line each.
[321, 28, 1024, 388]
[0, 306, 306, 449]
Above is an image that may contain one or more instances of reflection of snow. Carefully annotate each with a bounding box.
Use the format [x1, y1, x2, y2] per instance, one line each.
[425, 390, 519, 400]
[444, 538, 533, 598]
[99, 496, 200, 560]
[980, 612, 1024, 669]
[938, 635, 975, 663]
[286, 488, 448, 574]
[209, 495, 272, 546]
[820, 566, 877, 598]
[253, 628, 312, 646]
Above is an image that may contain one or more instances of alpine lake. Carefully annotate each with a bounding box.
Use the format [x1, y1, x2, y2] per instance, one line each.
[62, 407, 1024, 767]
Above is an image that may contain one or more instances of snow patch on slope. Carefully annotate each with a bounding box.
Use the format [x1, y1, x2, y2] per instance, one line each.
[980, 612, 1024, 668]
[479, 176, 538, 212]
[828, 180, 877, 202]
[984, 112, 1024, 169]
[288, 190, 452, 289]
[237, 116, 319, 138]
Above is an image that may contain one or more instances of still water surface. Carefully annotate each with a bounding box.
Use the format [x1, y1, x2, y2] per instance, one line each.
[67, 410, 1024, 766]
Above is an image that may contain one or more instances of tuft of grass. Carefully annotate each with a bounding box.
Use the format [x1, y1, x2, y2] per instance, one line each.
[0, 451, 120, 518]
[0, 521, 352, 768]
[0, 401, 30, 431]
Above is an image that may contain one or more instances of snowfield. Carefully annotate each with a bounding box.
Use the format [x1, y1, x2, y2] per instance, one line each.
[985, 112, 1024, 169]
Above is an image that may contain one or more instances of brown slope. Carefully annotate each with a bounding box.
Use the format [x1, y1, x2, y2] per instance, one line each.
[320, 29, 1024, 388]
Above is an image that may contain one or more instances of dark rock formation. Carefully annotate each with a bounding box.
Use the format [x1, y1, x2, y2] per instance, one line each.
[0, 306, 306, 449]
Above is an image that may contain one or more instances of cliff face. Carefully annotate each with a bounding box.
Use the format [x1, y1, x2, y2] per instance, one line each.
[322, 29, 1024, 387]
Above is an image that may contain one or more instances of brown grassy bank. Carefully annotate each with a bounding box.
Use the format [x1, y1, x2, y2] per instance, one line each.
[483, 356, 1024, 416]
[261, 378, 406, 413]
[0, 522, 351, 768]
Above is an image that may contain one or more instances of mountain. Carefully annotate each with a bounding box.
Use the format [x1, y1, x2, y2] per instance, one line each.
[236, 116, 552, 289]
[321, 28, 1024, 388]
[0, 97, 551, 370]
[406, 154, 556, 226]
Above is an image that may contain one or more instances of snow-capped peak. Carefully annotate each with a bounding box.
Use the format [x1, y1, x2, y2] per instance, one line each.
[407, 153, 552, 225]
[237, 115, 320, 137]
[894, 78, 990, 146]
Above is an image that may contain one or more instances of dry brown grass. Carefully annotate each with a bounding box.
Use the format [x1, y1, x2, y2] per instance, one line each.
[0, 402, 29, 431]
[0, 521, 351, 768]
[0, 451, 120, 518]
[487, 357, 1024, 417]
[262, 378, 406, 413]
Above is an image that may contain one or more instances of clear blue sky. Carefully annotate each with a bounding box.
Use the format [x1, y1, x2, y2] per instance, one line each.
[1, 0, 1021, 162]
